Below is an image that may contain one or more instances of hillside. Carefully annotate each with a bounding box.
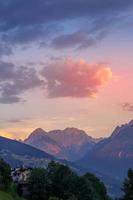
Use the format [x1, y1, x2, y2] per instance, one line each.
[0, 136, 54, 168]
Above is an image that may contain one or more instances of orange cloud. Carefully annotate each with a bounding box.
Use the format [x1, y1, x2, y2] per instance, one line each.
[42, 58, 112, 98]
[94, 66, 112, 85]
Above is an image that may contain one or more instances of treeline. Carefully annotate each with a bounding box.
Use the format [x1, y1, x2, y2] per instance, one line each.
[28, 161, 110, 200]
[0, 159, 133, 200]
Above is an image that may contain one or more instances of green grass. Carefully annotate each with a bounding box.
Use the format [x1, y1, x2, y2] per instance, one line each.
[0, 191, 14, 200]
[0, 191, 26, 200]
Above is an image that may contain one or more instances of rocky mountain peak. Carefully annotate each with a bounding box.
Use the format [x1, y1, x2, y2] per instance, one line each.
[24, 127, 97, 161]
[28, 128, 47, 137]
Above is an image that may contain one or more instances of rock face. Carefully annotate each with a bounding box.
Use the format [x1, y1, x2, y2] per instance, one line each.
[24, 128, 64, 157]
[79, 120, 133, 179]
[24, 127, 97, 161]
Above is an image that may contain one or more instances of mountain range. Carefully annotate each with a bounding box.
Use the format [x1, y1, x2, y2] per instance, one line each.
[0, 120, 133, 197]
[24, 120, 133, 181]
[24, 127, 98, 161]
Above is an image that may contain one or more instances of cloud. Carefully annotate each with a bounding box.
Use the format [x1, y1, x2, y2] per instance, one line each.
[0, 0, 132, 30]
[41, 58, 112, 98]
[7, 118, 30, 124]
[2, 24, 58, 46]
[121, 102, 133, 112]
[2, 26, 45, 45]
[51, 31, 96, 49]
[50, 16, 119, 50]
[0, 43, 12, 57]
[0, 59, 113, 103]
[0, 61, 44, 104]
[0, 0, 132, 49]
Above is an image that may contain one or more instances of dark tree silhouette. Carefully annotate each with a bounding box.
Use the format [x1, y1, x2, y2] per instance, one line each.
[28, 168, 47, 200]
[28, 161, 111, 200]
[120, 168, 133, 200]
[0, 159, 11, 190]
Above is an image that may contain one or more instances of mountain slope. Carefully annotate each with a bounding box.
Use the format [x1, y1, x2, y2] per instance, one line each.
[25, 127, 96, 161]
[0, 136, 54, 168]
[79, 120, 133, 179]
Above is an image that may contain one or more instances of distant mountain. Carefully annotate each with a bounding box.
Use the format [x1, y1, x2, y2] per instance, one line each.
[24, 128, 65, 157]
[79, 120, 133, 179]
[0, 136, 55, 168]
[24, 127, 97, 161]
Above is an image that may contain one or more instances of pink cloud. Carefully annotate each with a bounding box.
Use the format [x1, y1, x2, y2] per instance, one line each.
[42, 58, 112, 98]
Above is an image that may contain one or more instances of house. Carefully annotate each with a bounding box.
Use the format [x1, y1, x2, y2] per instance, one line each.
[11, 166, 32, 197]
[11, 166, 32, 183]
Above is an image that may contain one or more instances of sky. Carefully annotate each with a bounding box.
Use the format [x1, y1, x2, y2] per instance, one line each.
[0, 0, 133, 139]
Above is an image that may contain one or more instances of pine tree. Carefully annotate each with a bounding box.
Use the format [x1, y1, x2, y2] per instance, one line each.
[121, 168, 133, 200]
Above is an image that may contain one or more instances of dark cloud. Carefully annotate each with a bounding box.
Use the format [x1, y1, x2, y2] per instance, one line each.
[0, 0, 132, 48]
[41, 58, 112, 98]
[50, 28, 109, 50]
[51, 31, 96, 49]
[50, 14, 122, 50]
[2, 26, 45, 45]
[121, 102, 133, 112]
[0, 93, 22, 104]
[7, 118, 28, 123]
[0, 0, 132, 29]
[0, 61, 44, 104]
[2, 24, 59, 46]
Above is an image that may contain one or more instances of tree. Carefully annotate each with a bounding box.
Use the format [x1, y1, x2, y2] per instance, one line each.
[120, 168, 133, 200]
[72, 172, 111, 200]
[28, 168, 47, 200]
[73, 176, 92, 200]
[0, 159, 11, 190]
[83, 173, 110, 200]
[28, 161, 111, 200]
[46, 161, 77, 200]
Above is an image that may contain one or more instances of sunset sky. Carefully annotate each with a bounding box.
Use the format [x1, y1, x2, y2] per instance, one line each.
[0, 0, 133, 139]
